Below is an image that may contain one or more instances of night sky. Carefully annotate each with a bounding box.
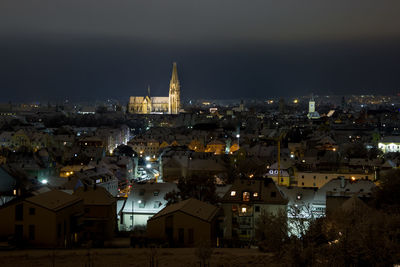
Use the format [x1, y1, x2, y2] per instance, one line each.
[1, 0, 400, 102]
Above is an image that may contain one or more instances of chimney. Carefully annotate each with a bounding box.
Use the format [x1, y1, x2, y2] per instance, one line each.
[340, 176, 345, 188]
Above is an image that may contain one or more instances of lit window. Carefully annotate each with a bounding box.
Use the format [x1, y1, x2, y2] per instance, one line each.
[241, 207, 247, 213]
[230, 191, 236, 197]
[297, 194, 302, 200]
[253, 192, 258, 197]
[243, 192, 250, 201]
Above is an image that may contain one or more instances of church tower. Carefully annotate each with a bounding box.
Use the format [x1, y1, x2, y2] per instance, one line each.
[168, 62, 181, 114]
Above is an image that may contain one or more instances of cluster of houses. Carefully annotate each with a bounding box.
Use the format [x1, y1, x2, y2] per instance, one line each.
[0, 97, 399, 248]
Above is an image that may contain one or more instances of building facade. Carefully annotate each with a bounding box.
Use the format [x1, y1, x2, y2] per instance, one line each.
[129, 62, 181, 114]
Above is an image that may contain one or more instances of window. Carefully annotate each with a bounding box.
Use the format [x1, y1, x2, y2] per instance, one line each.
[15, 225, 23, 241]
[139, 189, 145, 196]
[313, 183, 316, 187]
[153, 201, 161, 208]
[241, 207, 247, 213]
[325, 176, 328, 179]
[301, 175, 304, 179]
[153, 190, 159, 196]
[270, 192, 276, 198]
[178, 228, 184, 244]
[301, 182, 304, 186]
[57, 223, 61, 238]
[29, 225, 35, 240]
[15, 204, 23, 221]
[255, 206, 260, 212]
[313, 176, 316, 179]
[253, 192, 258, 198]
[139, 202, 145, 208]
[188, 229, 194, 244]
[29, 207, 35, 215]
[242, 192, 250, 201]
[230, 191, 236, 197]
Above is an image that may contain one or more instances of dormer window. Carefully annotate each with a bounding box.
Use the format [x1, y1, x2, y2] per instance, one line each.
[230, 191, 237, 197]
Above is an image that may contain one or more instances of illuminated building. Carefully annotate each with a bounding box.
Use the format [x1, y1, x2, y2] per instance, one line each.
[307, 95, 320, 119]
[129, 62, 181, 114]
[378, 136, 400, 153]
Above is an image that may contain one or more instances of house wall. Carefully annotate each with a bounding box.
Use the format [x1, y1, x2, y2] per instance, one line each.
[84, 204, 116, 240]
[221, 203, 286, 240]
[294, 172, 371, 188]
[0, 200, 83, 247]
[147, 211, 213, 246]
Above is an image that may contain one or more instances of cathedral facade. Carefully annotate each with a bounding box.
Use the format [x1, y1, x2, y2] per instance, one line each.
[128, 62, 181, 114]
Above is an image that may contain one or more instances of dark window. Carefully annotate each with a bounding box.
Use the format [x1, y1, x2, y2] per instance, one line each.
[301, 175, 304, 179]
[29, 207, 35, 215]
[301, 182, 304, 186]
[255, 206, 260, 212]
[313, 183, 316, 187]
[15, 204, 23, 221]
[139, 189, 145, 196]
[270, 192, 276, 198]
[325, 176, 328, 179]
[188, 228, 194, 244]
[313, 176, 316, 179]
[29, 225, 35, 240]
[57, 223, 61, 238]
[153, 190, 159, 196]
[84, 207, 90, 213]
[15, 225, 23, 241]
[178, 228, 184, 243]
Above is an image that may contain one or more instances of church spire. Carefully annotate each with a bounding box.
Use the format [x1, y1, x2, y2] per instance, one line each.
[147, 85, 151, 97]
[169, 62, 181, 114]
[170, 62, 179, 84]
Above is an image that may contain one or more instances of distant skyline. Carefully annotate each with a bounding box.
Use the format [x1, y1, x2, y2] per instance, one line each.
[1, 1, 400, 102]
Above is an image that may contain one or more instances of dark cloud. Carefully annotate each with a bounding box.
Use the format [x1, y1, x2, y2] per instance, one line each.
[0, 1, 400, 102]
[1, 36, 400, 102]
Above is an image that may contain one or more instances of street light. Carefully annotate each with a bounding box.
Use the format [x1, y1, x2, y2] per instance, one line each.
[146, 163, 151, 169]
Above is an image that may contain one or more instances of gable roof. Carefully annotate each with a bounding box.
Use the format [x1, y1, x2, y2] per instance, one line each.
[26, 190, 82, 212]
[149, 198, 219, 223]
[74, 186, 115, 206]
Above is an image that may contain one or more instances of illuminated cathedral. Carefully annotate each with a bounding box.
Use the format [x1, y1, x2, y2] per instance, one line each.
[128, 62, 181, 114]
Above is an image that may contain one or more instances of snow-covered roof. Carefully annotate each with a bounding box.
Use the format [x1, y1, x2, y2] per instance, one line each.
[149, 198, 219, 222]
[123, 182, 177, 214]
[314, 178, 375, 204]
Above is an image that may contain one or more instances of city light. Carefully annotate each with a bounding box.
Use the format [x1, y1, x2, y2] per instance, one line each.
[41, 179, 48, 184]
[146, 164, 151, 169]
